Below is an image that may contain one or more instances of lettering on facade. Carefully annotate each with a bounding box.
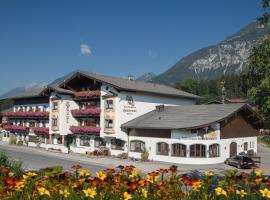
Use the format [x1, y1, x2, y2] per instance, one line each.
[66, 102, 70, 124]
[123, 95, 136, 115]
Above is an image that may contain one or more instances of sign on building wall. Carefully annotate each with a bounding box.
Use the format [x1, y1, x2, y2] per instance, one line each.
[66, 102, 70, 124]
[123, 95, 137, 115]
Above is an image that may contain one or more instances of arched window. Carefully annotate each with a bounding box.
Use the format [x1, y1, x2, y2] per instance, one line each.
[157, 142, 169, 155]
[94, 137, 105, 147]
[209, 144, 220, 157]
[111, 139, 125, 150]
[171, 143, 186, 157]
[190, 144, 206, 158]
[244, 142, 248, 151]
[130, 140, 145, 153]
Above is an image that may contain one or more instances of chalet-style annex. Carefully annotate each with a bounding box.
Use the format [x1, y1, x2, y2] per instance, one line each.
[0, 70, 263, 164]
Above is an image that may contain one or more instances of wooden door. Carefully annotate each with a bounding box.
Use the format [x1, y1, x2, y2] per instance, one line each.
[230, 142, 237, 157]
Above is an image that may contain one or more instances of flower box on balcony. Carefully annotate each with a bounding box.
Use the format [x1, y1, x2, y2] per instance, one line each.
[32, 127, 49, 134]
[70, 126, 101, 135]
[74, 91, 101, 100]
[71, 108, 101, 117]
[3, 125, 29, 133]
[3, 111, 49, 119]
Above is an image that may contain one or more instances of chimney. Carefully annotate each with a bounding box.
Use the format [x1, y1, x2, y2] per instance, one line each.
[156, 105, 165, 112]
[128, 74, 134, 81]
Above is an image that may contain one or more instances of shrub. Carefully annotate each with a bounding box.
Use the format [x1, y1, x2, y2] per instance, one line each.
[9, 135, 17, 145]
[141, 148, 149, 162]
[17, 140, 23, 146]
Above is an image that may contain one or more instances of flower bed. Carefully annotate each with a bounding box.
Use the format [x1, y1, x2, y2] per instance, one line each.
[3, 125, 29, 133]
[74, 91, 101, 99]
[69, 126, 101, 134]
[3, 111, 49, 118]
[32, 127, 49, 134]
[71, 108, 101, 117]
[0, 163, 270, 200]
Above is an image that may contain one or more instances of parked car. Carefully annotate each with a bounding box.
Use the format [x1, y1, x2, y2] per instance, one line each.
[225, 156, 255, 169]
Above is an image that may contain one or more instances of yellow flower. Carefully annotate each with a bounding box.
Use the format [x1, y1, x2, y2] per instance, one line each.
[83, 188, 97, 198]
[96, 171, 106, 180]
[204, 171, 214, 177]
[236, 189, 247, 197]
[59, 189, 70, 198]
[124, 192, 132, 200]
[215, 187, 227, 197]
[38, 187, 50, 197]
[146, 175, 159, 183]
[79, 169, 90, 177]
[255, 169, 266, 176]
[15, 181, 25, 191]
[260, 188, 270, 198]
[23, 172, 37, 180]
[8, 172, 15, 177]
[129, 169, 142, 178]
[141, 188, 148, 198]
[192, 181, 202, 191]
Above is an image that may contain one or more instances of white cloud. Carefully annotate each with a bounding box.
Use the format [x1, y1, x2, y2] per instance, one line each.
[148, 49, 158, 59]
[80, 44, 91, 55]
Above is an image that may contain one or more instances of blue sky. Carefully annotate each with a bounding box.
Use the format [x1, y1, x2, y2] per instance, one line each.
[0, 0, 263, 94]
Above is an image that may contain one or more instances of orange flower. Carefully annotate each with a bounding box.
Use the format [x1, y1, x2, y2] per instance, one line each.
[129, 180, 139, 190]
[158, 169, 169, 174]
[169, 165, 177, 172]
[71, 164, 82, 170]
[156, 181, 167, 190]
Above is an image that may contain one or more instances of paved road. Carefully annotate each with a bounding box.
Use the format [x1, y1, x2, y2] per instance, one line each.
[0, 144, 107, 173]
[0, 142, 269, 175]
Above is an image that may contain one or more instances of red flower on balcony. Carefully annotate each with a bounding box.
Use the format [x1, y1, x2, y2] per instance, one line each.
[3, 111, 49, 119]
[71, 108, 101, 117]
[3, 125, 29, 133]
[32, 127, 49, 134]
[70, 126, 101, 134]
[74, 91, 101, 99]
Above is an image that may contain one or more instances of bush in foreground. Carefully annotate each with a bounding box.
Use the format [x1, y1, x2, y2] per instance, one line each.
[0, 158, 270, 199]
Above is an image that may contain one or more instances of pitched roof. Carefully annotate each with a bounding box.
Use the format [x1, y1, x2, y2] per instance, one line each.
[121, 103, 263, 130]
[2, 86, 73, 100]
[60, 70, 200, 99]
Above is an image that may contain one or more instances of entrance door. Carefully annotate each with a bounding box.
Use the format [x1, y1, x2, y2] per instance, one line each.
[230, 142, 237, 157]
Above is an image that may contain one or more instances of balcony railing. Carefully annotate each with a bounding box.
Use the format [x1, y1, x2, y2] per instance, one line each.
[3, 111, 49, 119]
[3, 125, 29, 133]
[74, 91, 101, 100]
[32, 127, 49, 134]
[70, 125, 101, 135]
[71, 108, 101, 118]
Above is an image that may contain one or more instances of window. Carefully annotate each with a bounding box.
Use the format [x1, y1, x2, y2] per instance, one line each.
[190, 144, 206, 158]
[130, 140, 145, 153]
[157, 142, 169, 155]
[244, 142, 248, 151]
[94, 137, 105, 147]
[52, 119, 58, 126]
[250, 141, 254, 148]
[42, 121, 46, 128]
[43, 105, 47, 111]
[52, 102, 58, 110]
[56, 137, 62, 144]
[209, 144, 220, 157]
[105, 100, 113, 109]
[29, 121, 35, 127]
[80, 136, 91, 146]
[105, 119, 113, 128]
[29, 106, 33, 112]
[111, 139, 125, 150]
[172, 143, 186, 157]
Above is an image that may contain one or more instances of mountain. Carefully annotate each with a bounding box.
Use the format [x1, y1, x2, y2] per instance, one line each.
[0, 83, 47, 99]
[152, 22, 266, 85]
[136, 72, 156, 82]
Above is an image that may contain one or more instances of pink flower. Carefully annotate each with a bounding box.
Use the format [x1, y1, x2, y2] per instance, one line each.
[71, 108, 101, 117]
[70, 126, 100, 134]
[3, 125, 29, 133]
[32, 127, 49, 134]
[3, 111, 49, 118]
[74, 91, 101, 99]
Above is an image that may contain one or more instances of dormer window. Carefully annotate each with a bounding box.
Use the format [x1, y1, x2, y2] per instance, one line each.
[52, 102, 58, 110]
